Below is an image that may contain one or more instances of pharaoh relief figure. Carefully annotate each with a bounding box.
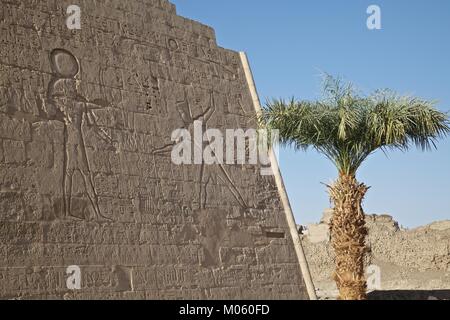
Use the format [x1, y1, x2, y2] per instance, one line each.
[44, 48, 116, 221]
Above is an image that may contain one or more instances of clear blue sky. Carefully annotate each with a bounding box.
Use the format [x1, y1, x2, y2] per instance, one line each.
[171, 0, 450, 228]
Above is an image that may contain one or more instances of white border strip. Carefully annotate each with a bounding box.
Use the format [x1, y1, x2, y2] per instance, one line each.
[239, 52, 317, 300]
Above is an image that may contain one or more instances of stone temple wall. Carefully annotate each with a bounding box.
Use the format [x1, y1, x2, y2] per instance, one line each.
[0, 0, 308, 299]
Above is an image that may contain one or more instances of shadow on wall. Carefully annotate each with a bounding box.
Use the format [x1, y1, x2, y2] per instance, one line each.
[368, 290, 450, 300]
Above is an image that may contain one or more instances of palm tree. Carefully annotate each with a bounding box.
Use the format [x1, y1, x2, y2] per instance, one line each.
[259, 75, 449, 300]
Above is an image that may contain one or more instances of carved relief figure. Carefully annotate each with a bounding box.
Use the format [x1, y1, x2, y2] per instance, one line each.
[45, 48, 113, 220]
[153, 89, 248, 210]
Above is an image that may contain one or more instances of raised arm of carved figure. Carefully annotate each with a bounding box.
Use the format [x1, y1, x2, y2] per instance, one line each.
[203, 91, 216, 122]
[176, 100, 193, 126]
[85, 109, 116, 149]
[85, 98, 110, 110]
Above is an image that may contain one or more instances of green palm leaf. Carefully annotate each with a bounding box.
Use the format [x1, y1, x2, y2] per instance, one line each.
[260, 75, 449, 175]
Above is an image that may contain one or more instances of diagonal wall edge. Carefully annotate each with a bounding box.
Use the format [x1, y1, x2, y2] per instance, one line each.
[239, 52, 317, 300]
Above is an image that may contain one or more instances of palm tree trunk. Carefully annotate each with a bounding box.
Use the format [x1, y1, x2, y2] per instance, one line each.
[328, 174, 369, 300]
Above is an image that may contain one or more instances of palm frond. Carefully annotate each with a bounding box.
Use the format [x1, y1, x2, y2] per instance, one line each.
[259, 76, 450, 176]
